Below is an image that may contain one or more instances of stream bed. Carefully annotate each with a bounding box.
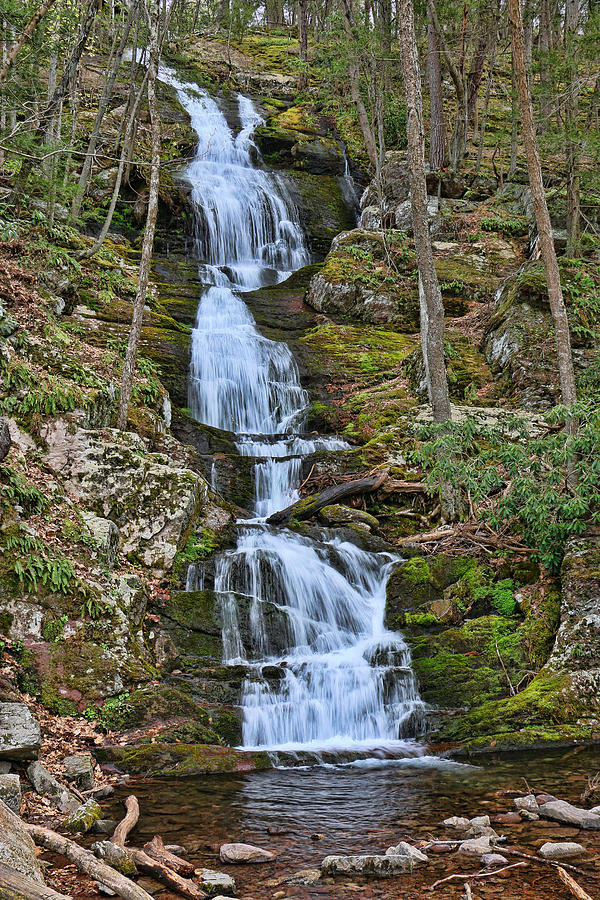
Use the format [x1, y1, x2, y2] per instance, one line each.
[106, 748, 600, 900]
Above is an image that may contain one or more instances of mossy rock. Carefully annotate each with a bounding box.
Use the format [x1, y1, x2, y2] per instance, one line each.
[287, 174, 357, 258]
[385, 555, 479, 627]
[94, 742, 271, 776]
[63, 799, 102, 834]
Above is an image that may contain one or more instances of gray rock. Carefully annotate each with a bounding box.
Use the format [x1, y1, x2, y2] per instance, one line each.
[91, 785, 115, 800]
[27, 761, 79, 811]
[385, 842, 428, 865]
[0, 418, 10, 461]
[481, 853, 508, 868]
[91, 818, 118, 835]
[539, 841, 587, 860]
[519, 809, 539, 821]
[281, 868, 321, 885]
[590, 805, 600, 816]
[0, 798, 44, 883]
[443, 816, 471, 830]
[80, 512, 120, 568]
[539, 799, 600, 830]
[0, 762, 11, 774]
[458, 836, 494, 855]
[96, 885, 117, 897]
[0, 703, 41, 760]
[465, 824, 499, 838]
[0, 774, 21, 814]
[321, 854, 416, 877]
[470, 815, 491, 827]
[63, 753, 95, 791]
[219, 842, 274, 864]
[514, 794, 539, 813]
[63, 798, 102, 833]
[197, 868, 236, 895]
[319, 504, 379, 532]
[92, 840, 137, 876]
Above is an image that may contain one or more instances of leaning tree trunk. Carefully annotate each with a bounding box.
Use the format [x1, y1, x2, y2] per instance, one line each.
[0, 0, 56, 87]
[427, 8, 447, 170]
[399, 0, 450, 423]
[117, 0, 162, 430]
[508, 0, 577, 414]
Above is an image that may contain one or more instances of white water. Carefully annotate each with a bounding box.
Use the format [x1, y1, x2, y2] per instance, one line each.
[164, 67, 424, 755]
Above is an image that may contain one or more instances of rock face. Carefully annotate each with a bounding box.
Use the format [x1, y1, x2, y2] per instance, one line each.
[219, 842, 274, 864]
[0, 703, 41, 761]
[27, 761, 79, 812]
[42, 423, 210, 573]
[0, 798, 44, 883]
[63, 754, 95, 791]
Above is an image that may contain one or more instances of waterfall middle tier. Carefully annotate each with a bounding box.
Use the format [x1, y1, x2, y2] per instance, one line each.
[164, 67, 425, 755]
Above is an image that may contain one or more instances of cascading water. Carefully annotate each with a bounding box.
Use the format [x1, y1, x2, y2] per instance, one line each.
[163, 66, 424, 757]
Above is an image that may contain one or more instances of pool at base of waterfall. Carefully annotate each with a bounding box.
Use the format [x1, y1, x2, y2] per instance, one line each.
[105, 747, 600, 900]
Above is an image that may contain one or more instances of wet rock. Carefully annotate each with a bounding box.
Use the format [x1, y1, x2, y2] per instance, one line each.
[443, 816, 471, 830]
[63, 753, 95, 791]
[319, 504, 379, 532]
[27, 761, 78, 811]
[492, 812, 521, 825]
[91, 785, 115, 800]
[536, 793, 558, 805]
[429, 842, 458, 853]
[539, 841, 587, 860]
[481, 853, 508, 868]
[0, 797, 44, 883]
[385, 842, 428, 864]
[0, 703, 41, 760]
[590, 805, 600, 816]
[322, 854, 417, 877]
[92, 840, 137, 876]
[514, 794, 539, 813]
[92, 818, 118, 835]
[465, 824, 499, 839]
[539, 799, 600, 830]
[219, 842, 274, 864]
[458, 836, 495, 855]
[197, 868, 236, 895]
[519, 809, 539, 821]
[0, 774, 21, 814]
[0, 418, 10, 461]
[281, 868, 321, 885]
[63, 798, 102, 833]
[469, 815, 490, 827]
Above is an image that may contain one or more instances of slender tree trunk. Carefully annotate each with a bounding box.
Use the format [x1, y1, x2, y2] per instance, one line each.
[298, 0, 308, 90]
[587, 72, 599, 129]
[340, 0, 378, 168]
[70, 0, 138, 222]
[476, 4, 498, 173]
[427, 0, 467, 170]
[399, 0, 450, 423]
[0, 0, 57, 87]
[564, 0, 580, 257]
[466, 11, 490, 126]
[508, 0, 577, 412]
[427, 10, 447, 169]
[509, 60, 519, 175]
[117, 0, 162, 430]
[538, 0, 554, 129]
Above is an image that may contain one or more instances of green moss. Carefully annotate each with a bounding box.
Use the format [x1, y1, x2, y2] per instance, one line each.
[94, 742, 271, 777]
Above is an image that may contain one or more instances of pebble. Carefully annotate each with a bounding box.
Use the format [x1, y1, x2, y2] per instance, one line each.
[539, 841, 587, 860]
[220, 842, 275, 864]
[443, 816, 470, 830]
[429, 842, 458, 853]
[514, 794, 539, 813]
[519, 809, 539, 821]
[491, 812, 521, 825]
[458, 836, 494, 855]
[481, 853, 508, 868]
[310, 832, 325, 840]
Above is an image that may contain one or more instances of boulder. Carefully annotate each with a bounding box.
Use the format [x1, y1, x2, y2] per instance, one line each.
[321, 853, 416, 876]
[27, 761, 79, 812]
[63, 753, 95, 791]
[0, 418, 10, 461]
[319, 504, 379, 531]
[197, 868, 236, 894]
[481, 853, 508, 868]
[0, 774, 21, 814]
[0, 798, 44, 883]
[63, 798, 102, 833]
[92, 840, 137, 876]
[538, 799, 600, 830]
[0, 704, 41, 761]
[458, 836, 495, 855]
[385, 842, 428, 865]
[539, 842, 587, 860]
[219, 842, 274, 864]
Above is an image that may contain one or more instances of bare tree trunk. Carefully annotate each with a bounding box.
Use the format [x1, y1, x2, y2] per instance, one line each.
[476, 4, 498, 173]
[466, 10, 490, 126]
[399, 0, 450, 423]
[340, 0, 378, 168]
[427, 0, 467, 170]
[538, 0, 554, 129]
[117, 0, 162, 430]
[564, 0, 580, 257]
[70, 0, 138, 222]
[508, 0, 577, 412]
[298, 0, 308, 90]
[427, 8, 447, 169]
[0, 0, 57, 87]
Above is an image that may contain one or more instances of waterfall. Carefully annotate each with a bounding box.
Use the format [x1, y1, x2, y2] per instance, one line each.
[163, 66, 425, 756]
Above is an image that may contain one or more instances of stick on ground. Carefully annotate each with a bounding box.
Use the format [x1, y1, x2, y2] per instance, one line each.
[557, 866, 595, 900]
[112, 795, 140, 847]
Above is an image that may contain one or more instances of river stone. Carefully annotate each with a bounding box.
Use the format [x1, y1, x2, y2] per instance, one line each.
[63, 753, 95, 791]
[281, 868, 321, 885]
[321, 854, 415, 876]
[219, 842, 274, 864]
[514, 794, 539, 813]
[197, 868, 236, 894]
[92, 818, 118, 835]
[443, 816, 470, 830]
[63, 798, 102, 833]
[470, 815, 491, 826]
[385, 841, 428, 865]
[539, 841, 587, 860]
[538, 799, 600, 830]
[27, 761, 79, 811]
[319, 504, 379, 531]
[0, 774, 21, 813]
[0, 798, 44, 883]
[481, 853, 508, 868]
[458, 836, 494, 855]
[0, 703, 41, 760]
[590, 805, 600, 816]
[92, 840, 137, 876]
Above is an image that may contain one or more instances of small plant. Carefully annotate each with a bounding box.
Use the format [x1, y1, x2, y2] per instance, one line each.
[42, 614, 69, 643]
[480, 214, 529, 237]
[83, 692, 132, 731]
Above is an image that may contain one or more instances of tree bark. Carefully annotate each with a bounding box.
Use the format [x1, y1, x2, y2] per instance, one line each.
[0, 862, 72, 900]
[70, 0, 138, 222]
[427, 7, 447, 170]
[112, 795, 140, 848]
[298, 0, 308, 90]
[427, 0, 467, 170]
[130, 850, 206, 899]
[266, 472, 388, 525]
[26, 826, 153, 900]
[0, 0, 57, 88]
[508, 0, 577, 411]
[117, 0, 162, 429]
[564, 0, 580, 257]
[142, 836, 195, 878]
[400, 0, 451, 423]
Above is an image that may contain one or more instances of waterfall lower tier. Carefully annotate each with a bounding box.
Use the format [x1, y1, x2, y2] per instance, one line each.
[161, 64, 426, 760]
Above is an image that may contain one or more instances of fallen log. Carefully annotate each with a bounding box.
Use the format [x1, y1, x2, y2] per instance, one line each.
[112, 795, 140, 847]
[26, 825, 153, 900]
[142, 836, 195, 878]
[557, 866, 595, 900]
[0, 861, 73, 900]
[267, 471, 388, 525]
[131, 850, 206, 900]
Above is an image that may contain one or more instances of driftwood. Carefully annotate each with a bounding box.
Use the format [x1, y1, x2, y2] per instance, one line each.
[501, 847, 591, 878]
[267, 471, 388, 525]
[428, 862, 526, 890]
[0, 861, 72, 900]
[143, 835, 195, 877]
[557, 866, 595, 900]
[112, 795, 140, 847]
[26, 825, 153, 900]
[131, 850, 206, 900]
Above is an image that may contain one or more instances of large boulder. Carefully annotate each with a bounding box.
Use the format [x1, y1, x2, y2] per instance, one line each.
[0, 799, 44, 883]
[0, 704, 41, 761]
